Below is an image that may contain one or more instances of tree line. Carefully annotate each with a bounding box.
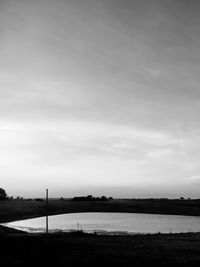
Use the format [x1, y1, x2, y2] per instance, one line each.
[72, 195, 113, 201]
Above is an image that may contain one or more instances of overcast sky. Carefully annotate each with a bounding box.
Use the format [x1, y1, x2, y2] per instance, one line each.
[1, 0, 200, 198]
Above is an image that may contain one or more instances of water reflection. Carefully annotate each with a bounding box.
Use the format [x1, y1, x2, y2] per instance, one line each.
[2, 212, 200, 234]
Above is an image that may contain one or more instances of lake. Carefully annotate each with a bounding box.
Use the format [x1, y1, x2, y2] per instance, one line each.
[2, 212, 200, 234]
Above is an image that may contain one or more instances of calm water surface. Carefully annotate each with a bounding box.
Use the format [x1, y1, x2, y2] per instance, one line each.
[2, 212, 200, 234]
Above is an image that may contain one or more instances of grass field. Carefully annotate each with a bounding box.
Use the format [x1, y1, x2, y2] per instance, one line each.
[1, 198, 200, 223]
[1, 198, 200, 266]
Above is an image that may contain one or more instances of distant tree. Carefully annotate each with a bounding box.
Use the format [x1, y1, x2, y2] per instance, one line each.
[180, 197, 184, 200]
[100, 196, 108, 201]
[0, 188, 7, 200]
[86, 195, 93, 201]
[35, 198, 44, 201]
[72, 195, 110, 201]
[15, 196, 23, 200]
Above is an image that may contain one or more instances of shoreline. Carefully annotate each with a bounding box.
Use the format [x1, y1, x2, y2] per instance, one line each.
[2, 209, 200, 236]
[1, 200, 200, 266]
[1, 198, 200, 224]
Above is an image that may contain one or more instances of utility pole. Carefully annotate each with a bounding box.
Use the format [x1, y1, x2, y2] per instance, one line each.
[45, 188, 49, 263]
[46, 188, 49, 237]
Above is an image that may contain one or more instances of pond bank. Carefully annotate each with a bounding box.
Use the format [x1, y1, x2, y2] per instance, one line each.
[1, 198, 200, 223]
[1, 199, 200, 266]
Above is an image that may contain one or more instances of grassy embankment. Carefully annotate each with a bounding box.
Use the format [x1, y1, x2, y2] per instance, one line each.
[1, 198, 200, 223]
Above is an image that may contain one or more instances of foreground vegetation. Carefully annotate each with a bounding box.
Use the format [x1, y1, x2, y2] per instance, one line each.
[1, 198, 200, 266]
[1, 228, 200, 267]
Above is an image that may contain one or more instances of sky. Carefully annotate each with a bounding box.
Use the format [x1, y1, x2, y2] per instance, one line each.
[1, 0, 200, 198]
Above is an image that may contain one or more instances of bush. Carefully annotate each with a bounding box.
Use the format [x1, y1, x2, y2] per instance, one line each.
[35, 198, 44, 201]
[0, 188, 7, 200]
